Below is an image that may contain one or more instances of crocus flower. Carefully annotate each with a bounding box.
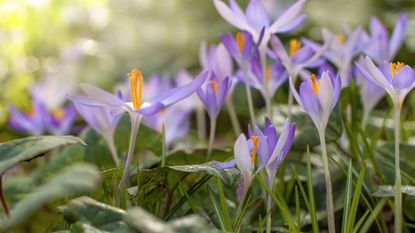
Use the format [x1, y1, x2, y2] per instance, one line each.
[271, 35, 329, 79]
[289, 71, 341, 132]
[214, 0, 306, 50]
[355, 56, 415, 233]
[303, 27, 362, 87]
[238, 53, 287, 99]
[355, 56, 415, 106]
[67, 95, 122, 166]
[221, 31, 256, 66]
[200, 42, 233, 82]
[360, 13, 408, 64]
[289, 71, 341, 232]
[197, 75, 231, 119]
[45, 104, 77, 135]
[75, 69, 209, 187]
[354, 56, 385, 126]
[7, 98, 48, 136]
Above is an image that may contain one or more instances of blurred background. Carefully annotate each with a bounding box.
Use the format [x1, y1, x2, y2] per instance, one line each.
[0, 0, 414, 126]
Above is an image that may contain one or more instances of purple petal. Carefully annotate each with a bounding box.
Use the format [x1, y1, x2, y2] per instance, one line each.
[80, 83, 125, 106]
[275, 15, 306, 33]
[212, 159, 236, 169]
[292, 46, 313, 64]
[220, 33, 240, 61]
[268, 0, 306, 33]
[392, 65, 415, 89]
[389, 13, 408, 60]
[245, 0, 270, 30]
[299, 81, 322, 117]
[214, 0, 249, 31]
[270, 35, 290, 65]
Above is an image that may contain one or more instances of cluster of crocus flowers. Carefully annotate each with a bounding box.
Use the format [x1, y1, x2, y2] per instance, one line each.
[69, 69, 209, 187]
[8, 78, 77, 136]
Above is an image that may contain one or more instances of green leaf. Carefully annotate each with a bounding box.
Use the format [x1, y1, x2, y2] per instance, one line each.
[169, 163, 239, 187]
[372, 185, 415, 197]
[60, 196, 134, 233]
[124, 206, 221, 233]
[0, 135, 85, 175]
[404, 196, 415, 221]
[164, 148, 231, 166]
[0, 163, 100, 230]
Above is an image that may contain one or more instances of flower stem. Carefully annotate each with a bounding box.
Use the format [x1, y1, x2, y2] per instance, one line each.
[0, 176, 9, 217]
[206, 117, 217, 161]
[196, 103, 207, 141]
[242, 64, 257, 128]
[259, 46, 272, 119]
[287, 74, 297, 120]
[118, 114, 142, 189]
[266, 196, 272, 233]
[225, 96, 241, 136]
[318, 129, 335, 233]
[394, 103, 402, 233]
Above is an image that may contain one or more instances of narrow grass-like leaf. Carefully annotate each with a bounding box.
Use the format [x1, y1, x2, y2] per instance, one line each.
[341, 158, 353, 233]
[295, 186, 300, 232]
[352, 210, 369, 233]
[346, 166, 366, 232]
[359, 198, 387, 233]
[216, 178, 232, 231]
[254, 173, 295, 231]
[207, 185, 226, 231]
[306, 147, 319, 233]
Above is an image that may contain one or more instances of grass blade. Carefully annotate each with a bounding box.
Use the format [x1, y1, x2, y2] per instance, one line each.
[341, 158, 353, 233]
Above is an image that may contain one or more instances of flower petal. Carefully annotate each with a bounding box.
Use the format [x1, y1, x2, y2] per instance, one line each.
[214, 0, 250, 31]
[269, 0, 306, 33]
[392, 65, 415, 89]
[80, 83, 125, 106]
[245, 0, 270, 31]
[389, 12, 408, 60]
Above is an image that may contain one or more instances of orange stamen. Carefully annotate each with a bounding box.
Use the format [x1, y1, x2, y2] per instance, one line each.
[310, 74, 320, 96]
[337, 34, 345, 45]
[53, 109, 65, 120]
[236, 32, 245, 53]
[250, 135, 259, 163]
[289, 39, 301, 57]
[27, 107, 35, 117]
[266, 65, 271, 81]
[210, 80, 218, 95]
[390, 62, 405, 78]
[128, 68, 143, 110]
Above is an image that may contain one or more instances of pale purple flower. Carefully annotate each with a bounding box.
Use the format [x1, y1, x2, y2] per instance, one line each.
[200, 42, 233, 82]
[303, 27, 362, 87]
[221, 31, 256, 66]
[355, 56, 415, 106]
[214, 0, 306, 49]
[197, 75, 231, 119]
[7, 98, 47, 136]
[289, 71, 341, 131]
[360, 13, 408, 64]
[45, 105, 77, 135]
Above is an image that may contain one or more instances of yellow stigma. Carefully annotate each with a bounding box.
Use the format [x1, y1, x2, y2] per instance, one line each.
[236, 32, 245, 53]
[53, 109, 65, 120]
[390, 62, 405, 78]
[27, 107, 35, 117]
[250, 135, 259, 163]
[266, 65, 271, 81]
[289, 39, 301, 57]
[337, 34, 345, 45]
[310, 74, 320, 96]
[128, 68, 143, 110]
[210, 80, 218, 95]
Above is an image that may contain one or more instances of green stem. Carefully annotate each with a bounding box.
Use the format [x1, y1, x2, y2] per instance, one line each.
[206, 117, 217, 161]
[0, 176, 9, 217]
[266, 196, 272, 233]
[318, 128, 336, 233]
[225, 96, 241, 136]
[196, 103, 207, 141]
[287, 74, 297, 120]
[394, 103, 402, 233]
[118, 114, 142, 189]
[242, 64, 257, 128]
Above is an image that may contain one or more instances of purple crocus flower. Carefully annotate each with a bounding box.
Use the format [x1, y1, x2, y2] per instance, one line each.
[303, 27, 362, 88]
[7, 97, 47, 136]
[289, 71, 341, 132]
[75, 69, 209, 187]
[360, 13, 408, 64]
[355, 56, 415, 106]
[197, 75, 231, 119]
[45, 104, 77, 135]
[68, 95, 122, 166]
[271, 35, 329, 79]
[200, 42, 233, 82]
[354, 56, 385, 126]
[214, 0, 306, 50]
[221, 31, 256, 66]
[238, 53, 287, 99]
